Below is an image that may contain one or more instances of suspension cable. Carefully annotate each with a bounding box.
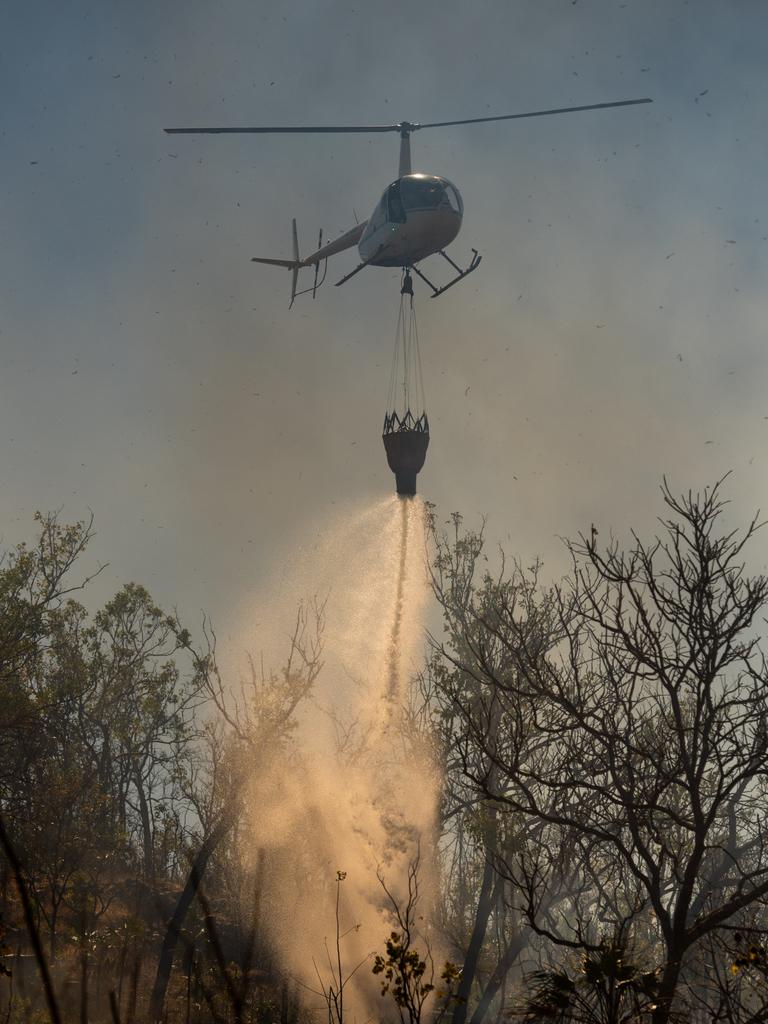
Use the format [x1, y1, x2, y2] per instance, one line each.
[385, 269, 427, 425]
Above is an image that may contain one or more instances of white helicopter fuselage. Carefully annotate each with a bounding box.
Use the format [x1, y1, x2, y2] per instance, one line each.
[171, 97, 651, 301]
[250, 170, 470, 302]
[358, 173, 463, 266]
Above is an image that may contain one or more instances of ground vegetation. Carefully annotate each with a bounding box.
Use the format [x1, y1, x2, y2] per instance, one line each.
[3, 480, 768, 1024]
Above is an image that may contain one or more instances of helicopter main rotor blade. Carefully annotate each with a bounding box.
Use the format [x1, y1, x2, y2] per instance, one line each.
[164, 98, 651, 136]
[417, 97, 651, 130]
[164, 124, 400, 134]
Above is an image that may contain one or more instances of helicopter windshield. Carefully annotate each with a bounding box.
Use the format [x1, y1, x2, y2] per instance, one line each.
[382, 176, 463, 228]
[400, 176, 461, 213]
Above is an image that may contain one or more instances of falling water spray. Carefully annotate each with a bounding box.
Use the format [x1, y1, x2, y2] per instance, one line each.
[231, 497, 441, 1022]
[386, 498, 410, 703]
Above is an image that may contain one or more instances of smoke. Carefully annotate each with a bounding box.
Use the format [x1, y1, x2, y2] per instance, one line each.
[232, 496, 440, 1022]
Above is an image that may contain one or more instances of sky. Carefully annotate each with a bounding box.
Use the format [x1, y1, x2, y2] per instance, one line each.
[3, 0, 768, 653]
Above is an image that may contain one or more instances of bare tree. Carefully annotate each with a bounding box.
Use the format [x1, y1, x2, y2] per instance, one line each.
[149, 598, 325, 1022]
[685, 918, 768, 1023]
[425, 513, 563, 1024]
[430, 480, 768, 1024]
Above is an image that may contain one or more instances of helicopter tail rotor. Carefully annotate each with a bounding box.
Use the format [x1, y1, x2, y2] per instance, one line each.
[250, 218, 302, 306]
[290, 218, 300, 307]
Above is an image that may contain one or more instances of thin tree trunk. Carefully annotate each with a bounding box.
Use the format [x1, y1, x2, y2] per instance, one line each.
[126, 956, 141, 1024]
[79, 938, 88, 1024]
[134, 769, 154, 887]
[0, 814, 62, 1024]
[468, 932, 527, 1024]
[49, 904, 57, 964]
[148, 815, 233, 1023]
[451, 834, 497, 1024]
[185, 943, 194, 1024]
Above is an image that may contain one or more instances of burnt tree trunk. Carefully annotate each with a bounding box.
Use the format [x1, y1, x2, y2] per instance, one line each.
[148, 815, 233, 1023]
[468, 931, 527, 1024]
[650, 956, 683, 1024]
[451, 833, 497, 1024]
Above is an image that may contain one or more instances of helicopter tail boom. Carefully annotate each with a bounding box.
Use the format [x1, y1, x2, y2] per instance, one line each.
[249, 257, 298, 268]
[251, 219, 368, 306]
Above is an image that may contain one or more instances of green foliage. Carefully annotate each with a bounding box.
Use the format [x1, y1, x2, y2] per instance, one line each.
[520, 970, 574, 1018]
[0, 513, 207, 961]
[516, 943, 658, 1023]
[372, 929, 461, 1024]
[373, 930, 431, 1001]
[731, 932, 768, 977]
[0, 511, 328, 1024]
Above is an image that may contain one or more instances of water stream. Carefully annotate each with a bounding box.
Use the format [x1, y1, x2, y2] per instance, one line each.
[231, 497, 439, 1022]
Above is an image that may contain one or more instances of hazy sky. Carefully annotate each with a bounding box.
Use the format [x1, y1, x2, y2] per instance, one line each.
[3, 0, 768, 647]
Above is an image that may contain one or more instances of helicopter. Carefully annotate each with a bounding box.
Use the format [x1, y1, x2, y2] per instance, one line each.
[165, 97, 651, 305]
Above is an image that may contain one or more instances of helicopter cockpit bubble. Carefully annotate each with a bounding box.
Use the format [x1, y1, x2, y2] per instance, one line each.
[399, 175, 463, 216]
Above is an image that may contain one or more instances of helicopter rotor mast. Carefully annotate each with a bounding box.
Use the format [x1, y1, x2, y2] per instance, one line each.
[398, 123, 415, 176]
[164, 96, 651, 178]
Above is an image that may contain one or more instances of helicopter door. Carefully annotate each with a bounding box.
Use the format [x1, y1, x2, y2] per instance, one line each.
[387, 181, 406, 224]
[444, 181, 463, 214]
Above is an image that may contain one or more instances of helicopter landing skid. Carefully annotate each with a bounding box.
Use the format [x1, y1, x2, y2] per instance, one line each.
[334, 244, 387, 288]
[410, 248, 482, 298]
